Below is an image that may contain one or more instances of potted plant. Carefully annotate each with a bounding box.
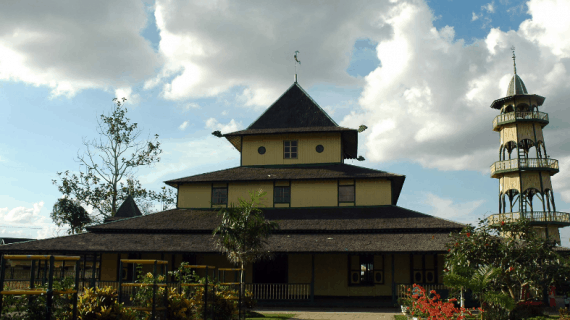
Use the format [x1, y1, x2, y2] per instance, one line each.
[397, 296, 412, 315]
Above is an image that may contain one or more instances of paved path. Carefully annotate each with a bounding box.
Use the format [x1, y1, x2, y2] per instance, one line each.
[257, 308, 400, 320]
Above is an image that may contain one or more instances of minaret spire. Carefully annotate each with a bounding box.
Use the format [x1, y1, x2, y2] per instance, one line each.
[511, 46, 517, 75]
[294, 50, 301, 83]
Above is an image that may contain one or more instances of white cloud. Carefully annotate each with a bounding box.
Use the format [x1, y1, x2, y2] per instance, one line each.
[179, 121, 189, 130]
[183, 102, 201, 110]
[0, 0, 160, 98]
[0, 201, 64, 239]
[339, 0, 570, 185]
[149, 0, 394, 106]
[472, 12, 480, 21]
[424, 193, 486, 224]
[138, 135, 239, 185]
[3, 201, 44, 223]
[205, 118, 242, 134]
[482, 2, 496, 13]
[114, 87, 141, 106]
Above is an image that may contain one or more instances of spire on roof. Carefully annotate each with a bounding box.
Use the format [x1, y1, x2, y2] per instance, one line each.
[512, 46, 517, 75]
[294, 50, 301, 83]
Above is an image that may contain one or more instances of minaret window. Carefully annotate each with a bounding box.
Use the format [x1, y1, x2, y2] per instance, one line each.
[283, 140, 298, 159]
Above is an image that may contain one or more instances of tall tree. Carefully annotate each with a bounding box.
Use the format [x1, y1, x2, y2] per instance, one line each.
[50, 198, 91, 234]
[212, 190, 279, 317]
[53, 98, 164, 222]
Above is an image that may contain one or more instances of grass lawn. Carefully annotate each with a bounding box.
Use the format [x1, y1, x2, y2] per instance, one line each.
[246, 311, 296, 319]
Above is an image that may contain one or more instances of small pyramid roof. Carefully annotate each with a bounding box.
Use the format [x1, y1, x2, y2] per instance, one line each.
[247, 82, 338, 130]
[115, 195, 142, 218]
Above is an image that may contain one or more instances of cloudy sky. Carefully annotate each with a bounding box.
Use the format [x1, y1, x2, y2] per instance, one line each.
[2, 0, 570, 242]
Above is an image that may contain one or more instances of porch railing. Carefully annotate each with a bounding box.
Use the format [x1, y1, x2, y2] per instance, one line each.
[488, 211, 570, 225]
[493, 111, 549, 130]
[396, 283, 449, 299]
[245, 283, 310, 300]
[2, 280, 311, 301]
[490, 158, 558, 177]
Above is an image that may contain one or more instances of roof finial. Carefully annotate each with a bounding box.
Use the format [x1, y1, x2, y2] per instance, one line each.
[511, 45, 517, 75]
[294, 51, 301, 83]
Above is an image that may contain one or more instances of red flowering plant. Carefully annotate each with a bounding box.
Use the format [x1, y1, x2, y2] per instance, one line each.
[406, 284, 473, 320]
[444, 218, 570, 320]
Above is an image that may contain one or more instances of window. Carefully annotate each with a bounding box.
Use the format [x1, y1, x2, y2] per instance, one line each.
[274, 186, 291, 203]
[350, 255, 374, 285]
[339, 185, 355, 202]
[212, 187, 228, 205]
[284, 140, 298, 159]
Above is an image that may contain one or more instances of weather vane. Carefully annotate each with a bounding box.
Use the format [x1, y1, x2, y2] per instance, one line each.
[511, 46, 517, 75]
[294, 51, 301, 82]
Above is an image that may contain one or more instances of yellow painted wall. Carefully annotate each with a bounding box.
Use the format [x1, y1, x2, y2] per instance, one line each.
[229, 181, 273, 207]
[288, 254, 312, 284]
[394, 254, 410, 283]
[100, 253, 118, 281]
[356, 179, 391, 206]
[314, 254, 347, 296]
[178, 179, 393, 208]
[241, 133, 342, 166]
[291, 180, 337, 207]
[178, 183, 211, 208]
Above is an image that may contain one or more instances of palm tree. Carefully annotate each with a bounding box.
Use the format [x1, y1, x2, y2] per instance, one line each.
[212, 190, 279, 318]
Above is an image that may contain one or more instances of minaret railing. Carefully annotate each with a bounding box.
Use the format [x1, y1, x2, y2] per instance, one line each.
[492, 111, 549, 130]
[488, 211, 570, 226]
[490, 158, 558, 177]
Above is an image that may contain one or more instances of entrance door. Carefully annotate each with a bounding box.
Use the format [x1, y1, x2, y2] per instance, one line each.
[252, 255, 288, 283]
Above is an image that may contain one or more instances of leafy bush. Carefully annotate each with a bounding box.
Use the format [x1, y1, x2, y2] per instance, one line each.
[77, 286, 137, 320]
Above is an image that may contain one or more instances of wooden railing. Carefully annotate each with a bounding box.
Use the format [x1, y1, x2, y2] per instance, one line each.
[396, 284, 449, 299]
[2, 280, 311, 301]
[490, 158, 558, 177]
[488, 211, 570, 225]
[245, 283, 310, 300]
[493, 111, 549, 130]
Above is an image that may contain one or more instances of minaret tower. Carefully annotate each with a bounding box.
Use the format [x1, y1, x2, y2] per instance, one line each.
[488, 47, 570, 244]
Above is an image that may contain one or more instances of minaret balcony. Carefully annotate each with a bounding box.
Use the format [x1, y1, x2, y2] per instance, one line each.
[490, 158, 559, 178]
[492, 111, 549, 131]
[488, 211, 570, 226]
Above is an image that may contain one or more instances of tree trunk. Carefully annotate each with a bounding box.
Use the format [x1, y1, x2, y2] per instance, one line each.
[240, 262, 245, 320]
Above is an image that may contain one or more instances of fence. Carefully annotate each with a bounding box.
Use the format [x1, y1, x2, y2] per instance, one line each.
[396, 283, 449, 299]
[245, 283, 310, 300]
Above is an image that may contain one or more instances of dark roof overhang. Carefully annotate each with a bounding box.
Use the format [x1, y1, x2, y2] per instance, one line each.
[490, 94, 546, 110]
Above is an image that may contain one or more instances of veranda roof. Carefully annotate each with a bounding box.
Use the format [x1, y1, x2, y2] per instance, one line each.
[86, 206, 464, 233]
[0, 206, 464, 254]
[0, 232, 456, 254]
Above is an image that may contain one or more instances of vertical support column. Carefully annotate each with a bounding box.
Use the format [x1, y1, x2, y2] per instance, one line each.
[73, 259, 80, 320]
[0, 255, 6, 315]
[46, 256, 55, 320]
[391, 254, 396, 305]
[310, 254, 315, 303]
[204, 266, 208, 320]
[118, 260, 123, 304]
[152, 261, 157, 320]
[90, 254, 97, 288]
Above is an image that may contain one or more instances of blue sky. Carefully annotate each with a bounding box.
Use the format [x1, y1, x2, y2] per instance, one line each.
[2, 0, 570, 243]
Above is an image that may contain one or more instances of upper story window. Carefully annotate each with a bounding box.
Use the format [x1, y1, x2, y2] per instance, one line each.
[284, 140, 298, 159]
[212, 187, 228, 205]
[274, 186, 291, 203]
[339, 185, 355, 202]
